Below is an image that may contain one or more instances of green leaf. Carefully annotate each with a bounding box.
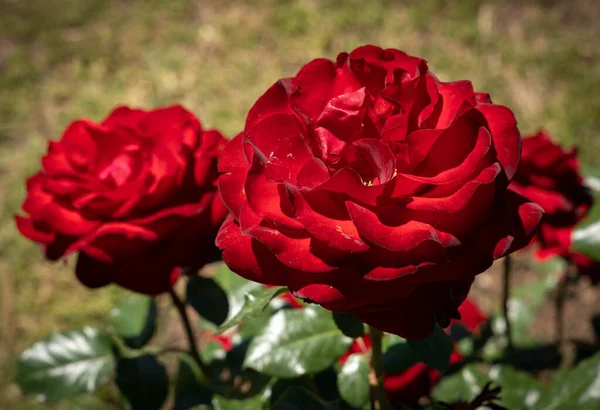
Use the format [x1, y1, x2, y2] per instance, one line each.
[269, 368, 342, 405]
[244, 307, 352, 378]
[66, 394, 115, 410]
[407, 324, 453, 372]
[432, 364, 488, 404]
[332, 312, 364, 338]
[534, 350, 600, 409]
[209, 341, 271, 399]
[270, 378, 315, 404]
[271, 386, 335, 410]
[174, 354, 213, 410]
[433, 363, 543, 409]
[582, 166, 600, 193]
[237, 305, 276, 340]
[529, 255, 568, 278]
[213, 263, 264, 322]
[383, 340, 418, 373]
[116, 354, 168, 410]
[337, 353, 370, 409]
[382, 334, 406, 350]
[109, 294, 157, 348]
[187, 275, 229, 326]
[487, 365, 543, 409]
[572, 192, 600, 260]
[218, 286, 287, 334]
[16, 327, 115, 402]
[211, 395, 266, 410]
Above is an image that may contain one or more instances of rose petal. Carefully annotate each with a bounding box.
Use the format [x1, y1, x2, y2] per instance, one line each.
[405, 163, 501, 238]
[15, 216, 55, 244]
[435, 80, 476, 129]
[245, 113, 313, 182]
[245, 165, 304, 230]
[286, 183, 369, 252]
[353, 279, 473, 339]
[312, 167, 388, 207]
[314, 88, 367, 161]
[65, 223, 160, 263]
[239, 206, 337, 273]
[476, 103, 520, 181]
[289, 57, 361, 121]
[75, 252, 177, 295]
[346, 201, 460, 252]
[218, 133, 251, 219]
[216, 215, 290, 285]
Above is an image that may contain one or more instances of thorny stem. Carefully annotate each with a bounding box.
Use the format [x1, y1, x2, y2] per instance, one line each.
[502, 255, 515, 361]
[169, 287, 211, 378]
[369, 327, 390, 410]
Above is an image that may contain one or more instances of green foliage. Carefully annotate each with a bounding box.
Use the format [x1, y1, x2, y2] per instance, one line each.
[109, 293, 157, 349]
[174, 354, 213, 410]
[5, 1, 600, 409]
[218, 286, 287, 334]
[433, 364, 542, 408]
[213, 263, 264, 323]
[477, 267, 562, 362]
[244, 307, 352, 378]
[534, 351, 600, 409]
[210, 395, 266, 410]
[187, 275, 230, 327]
[407, 324, 454, 372]
[115, 354, 169, 410]
[383, 339, 418, 374]
[337, 353, 370, 409]
[572, 192, 600, 259]
[332, 312, 365, 339]
[434, 351, 600, 409]
[16, 327, 115, 402]
[208, 341, 271, 399]
[271, 386, 336, 410]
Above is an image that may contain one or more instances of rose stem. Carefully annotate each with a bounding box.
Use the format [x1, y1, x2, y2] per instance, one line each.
[169, 287, 211, 378]
[555, 276, 566, 345]
[369, 326, 390, 410]
[502, 255, 515, 362]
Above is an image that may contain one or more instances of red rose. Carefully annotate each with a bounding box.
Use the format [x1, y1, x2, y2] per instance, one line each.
[205, 331, 234, 352]
[510, 131, 593, 258]
[216, 45, 542, 339]
[16, 106, 228, 295]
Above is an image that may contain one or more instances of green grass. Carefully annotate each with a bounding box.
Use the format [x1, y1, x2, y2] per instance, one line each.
[1, 0, 599, 408]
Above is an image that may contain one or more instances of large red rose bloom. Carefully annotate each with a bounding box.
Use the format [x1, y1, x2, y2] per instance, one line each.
[16, 106, 228, 295]
[216, 45, 542, 339]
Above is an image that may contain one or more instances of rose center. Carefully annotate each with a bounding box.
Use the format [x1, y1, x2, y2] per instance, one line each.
[98, 153, 136, 187]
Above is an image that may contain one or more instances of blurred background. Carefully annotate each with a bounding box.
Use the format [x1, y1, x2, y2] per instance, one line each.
[0, 0, 599, 408]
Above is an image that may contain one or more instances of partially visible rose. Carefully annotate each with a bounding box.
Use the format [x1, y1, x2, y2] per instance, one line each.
[217, 45, 542, 339]
[205, 331, 234, 352]
[510, 130, 593, 258]
[16, 106, 228, 294]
